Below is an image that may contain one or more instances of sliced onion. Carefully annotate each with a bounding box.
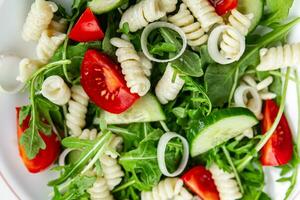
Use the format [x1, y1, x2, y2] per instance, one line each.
[157, 132, 189, 177]
[0, 55, 25, 94]
[58, 148, 74, 166]
[208, 25, 245, 65]
[141, 22, 187, 63]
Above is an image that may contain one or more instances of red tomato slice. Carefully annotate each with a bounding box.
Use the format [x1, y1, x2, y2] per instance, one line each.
[81, 50, 139, 114]
[209, 0, 238, 15]
[182, 166, 220, 200]
[260, 100, 293, 166]
[69, 8, 104, 42]
[16, 108, 60, 173]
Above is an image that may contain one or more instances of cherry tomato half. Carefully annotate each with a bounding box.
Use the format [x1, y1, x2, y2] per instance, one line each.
[81, 50, 139, 114]
[260, 100, 293, 166]
[182, 166, 220, 200]
[209, 0, 238, 15]
[69, 8, 104, 42]
[16, 108, 60, 173]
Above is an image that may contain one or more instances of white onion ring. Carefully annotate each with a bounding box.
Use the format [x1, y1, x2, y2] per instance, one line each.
[58, 148, 75, 166]
[157, 132, 189, 177]
[141, 22, 187, 63]
[234, 85, 262, 118]
[208, 25, 246, 65]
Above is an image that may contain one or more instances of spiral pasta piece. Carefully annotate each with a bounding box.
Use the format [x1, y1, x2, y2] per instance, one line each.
[22, 0, 58, 41]
[209, 164, 242, 200]
[141, 178, 194, 200]
[220, 10, 253, 59]
[17, 58, 43, 83]
[155, 64, 185, 104]
[119, 0, 166, 32]
[41, 75, 71, 105]
[257, 43, 300, 71]
[182, 0, 223, 32]
[36, 30, 66, 63]
[100, 154, 124, 190]
[110, 37, 150, 96]
[87, 177, 114, 200]
[159, 0, 178, 13]
[66, 85, 89, 137]
[168, 4, 208, 47]
[79, 129, 98, 140]
[138, 52, 153, 77]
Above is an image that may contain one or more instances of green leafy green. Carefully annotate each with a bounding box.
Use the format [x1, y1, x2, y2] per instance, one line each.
[262, 0, 294, 26]
[204, 63, 235, 107]
[52, 175, 96, 200]
[62, 137, 95, 149]
[49, 131, 112, 186]
[19, 105, 31, 126]
[20, 60, 70, 159]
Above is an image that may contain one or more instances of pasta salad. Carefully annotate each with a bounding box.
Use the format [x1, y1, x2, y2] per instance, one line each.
[0, 0, 300, 199]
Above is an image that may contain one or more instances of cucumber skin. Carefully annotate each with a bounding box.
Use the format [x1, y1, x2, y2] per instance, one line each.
[101, 94, 166, 125]
[188, 108, 258, 156]
[238, 0, 264, 32]
[88, 0, 125, 14]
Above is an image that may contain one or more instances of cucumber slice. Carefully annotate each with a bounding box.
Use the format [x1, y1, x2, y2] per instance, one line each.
[97, 94, 166, 124]
[88, 0, 124, 14]
[188, 108, 258, 157]
[238, 0, 264, 32]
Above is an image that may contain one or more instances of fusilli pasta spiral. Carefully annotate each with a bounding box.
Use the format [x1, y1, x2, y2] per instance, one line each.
[22, 0, 58, 41]
[36, 30, 66, 63]
[87, 177, 114, 200]
[209, 164, 242, 200]
[66, 85, 89, 137]
[138, 52, 153, 77]
[100, 154, 124, 190]
[119, 0, 166, 32]
[159, 0, 178, 13]
[17, 58, 42, 83]
[168, 3, 208, 47]
[182, 0, 223, 32]
[220, 10, 253, 59]
[257, 43, 300, 71]
[41, 75, 71, 105]
[79, 129, 98, 140]
[155, 64, 185, 104]
[141, 178, 194, 200]
[110, 37, 150, 96]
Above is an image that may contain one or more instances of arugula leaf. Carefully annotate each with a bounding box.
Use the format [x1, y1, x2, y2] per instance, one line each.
[171, 50, 203, 77]
[150, 42, 177, 56]
[262, 0, 294, 26]
[62, 137, 94, 149]
[53, 175, 96, 200]
[119, 129, 163, 190]
[20, 124, 46, 159]
[108, 123, 154, 152]
[204, 63, 235, 107]
[159, 27, 204, 77]
[49, 132, 112, 186]
[19, 105, 31, 126]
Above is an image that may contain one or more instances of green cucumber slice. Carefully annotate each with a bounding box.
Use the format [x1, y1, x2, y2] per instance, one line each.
[96, 94, 166, 125]
[238, 0, 264, 32]
[188, 108, 258, 157]
[88, 0, 124, 14]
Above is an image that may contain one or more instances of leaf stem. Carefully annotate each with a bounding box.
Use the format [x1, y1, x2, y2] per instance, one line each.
[237, 68, 291, 172]
[295, 69, 300, 155]
[112, 179, 136, 193]
[222, 146, 244, 194]
[62, 21, 75, 83]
